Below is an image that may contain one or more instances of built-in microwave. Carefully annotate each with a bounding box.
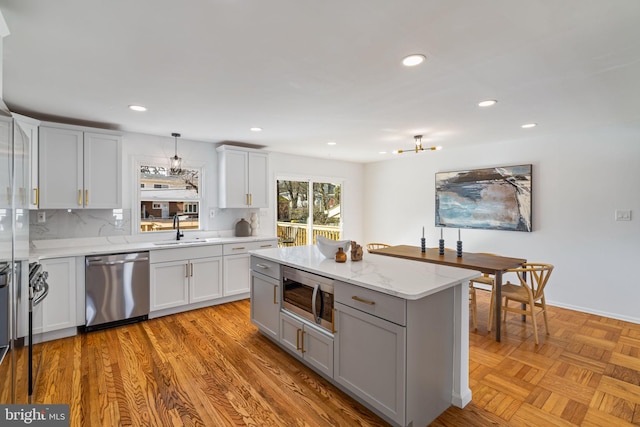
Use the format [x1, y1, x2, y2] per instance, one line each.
[282, 266, 334, 332]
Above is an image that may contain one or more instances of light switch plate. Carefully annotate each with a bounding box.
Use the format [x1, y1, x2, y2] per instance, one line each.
[615, 209, 631, 221]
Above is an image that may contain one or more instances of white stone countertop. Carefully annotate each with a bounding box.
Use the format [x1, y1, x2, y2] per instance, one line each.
[30, 234, 278, 260]
[251, 245, 481, 300]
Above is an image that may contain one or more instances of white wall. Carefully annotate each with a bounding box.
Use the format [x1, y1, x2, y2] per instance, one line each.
[363, 126, 640, 323]
[266, 152, 365, 243]
[121, 132, 365, 241]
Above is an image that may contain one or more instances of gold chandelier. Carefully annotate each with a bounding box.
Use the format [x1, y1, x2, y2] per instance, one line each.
[394, 135, 442, 154]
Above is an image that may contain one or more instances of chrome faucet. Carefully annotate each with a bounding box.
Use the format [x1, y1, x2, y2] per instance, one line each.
[173, 214, 184, 240]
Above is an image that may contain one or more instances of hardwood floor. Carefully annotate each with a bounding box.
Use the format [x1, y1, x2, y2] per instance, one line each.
[25, 292, 640, 426]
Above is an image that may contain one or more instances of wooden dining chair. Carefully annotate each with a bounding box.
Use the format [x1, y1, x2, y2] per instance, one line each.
[366, 243, 390, 253]
[501, 263, 554, 345]
[469, 253, 499, 332]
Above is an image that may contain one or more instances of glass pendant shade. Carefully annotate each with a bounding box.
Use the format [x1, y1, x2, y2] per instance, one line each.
[169, 132, 182, 175]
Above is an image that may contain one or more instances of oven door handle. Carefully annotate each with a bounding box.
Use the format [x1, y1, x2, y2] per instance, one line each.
[311, 283, 320, 324]
[33, 281, 50, 307]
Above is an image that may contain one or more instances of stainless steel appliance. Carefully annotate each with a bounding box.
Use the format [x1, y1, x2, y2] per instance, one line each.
[85, 252, 150, 331]
[27, 261, 49, 398]
[0, 263, 10, 366]
[282, 266, 334, 332]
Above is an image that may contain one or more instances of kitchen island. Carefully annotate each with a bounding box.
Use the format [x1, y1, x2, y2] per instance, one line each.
[250, 245, 480, 427]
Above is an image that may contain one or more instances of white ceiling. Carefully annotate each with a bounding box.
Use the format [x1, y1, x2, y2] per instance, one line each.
[1, 0, 639, 163]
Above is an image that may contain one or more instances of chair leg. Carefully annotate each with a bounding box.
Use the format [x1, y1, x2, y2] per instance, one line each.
[487, 288, 494, 332]
[541, 297, 550, 335]
[529, 300, 539, 345]
[469, 286, 477, 331]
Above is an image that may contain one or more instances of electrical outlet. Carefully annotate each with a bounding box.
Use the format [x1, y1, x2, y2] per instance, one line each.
[37, 211, 46, 223]
[209, 209, 216, 219]
[615, 209, 631, 221]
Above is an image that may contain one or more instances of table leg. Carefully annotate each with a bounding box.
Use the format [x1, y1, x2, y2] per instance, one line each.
[495, 270, 502, 342]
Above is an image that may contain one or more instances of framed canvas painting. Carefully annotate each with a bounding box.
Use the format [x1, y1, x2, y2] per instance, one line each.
[435, 164, 532, 232]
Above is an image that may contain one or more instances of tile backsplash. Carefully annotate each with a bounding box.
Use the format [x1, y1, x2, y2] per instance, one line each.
[30, 209, 131, 240]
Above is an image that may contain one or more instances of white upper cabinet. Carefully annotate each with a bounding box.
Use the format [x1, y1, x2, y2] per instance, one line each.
[39, 124, 122, 209]
[12, 114, 40, 209]
[217, 145, 269, 208]
[0, 117, 11, 209]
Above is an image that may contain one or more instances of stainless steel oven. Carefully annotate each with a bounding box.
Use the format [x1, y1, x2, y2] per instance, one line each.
[282, 266, 334, 332]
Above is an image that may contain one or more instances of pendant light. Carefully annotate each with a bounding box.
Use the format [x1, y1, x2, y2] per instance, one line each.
[393, 135, 442, 154]
[169, 132, 183, 175]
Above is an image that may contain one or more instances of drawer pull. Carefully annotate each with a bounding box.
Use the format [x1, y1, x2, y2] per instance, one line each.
[352, 295, 375, 305]
[232, 247, 246, 251]
[260, 244, 273, 248]
[256, 263, 269, 269]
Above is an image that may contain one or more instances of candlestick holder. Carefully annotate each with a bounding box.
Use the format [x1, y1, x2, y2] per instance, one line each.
[456, 240, 463, 257]
[420, 237, 426, 253]
[439, 239, 445, 255]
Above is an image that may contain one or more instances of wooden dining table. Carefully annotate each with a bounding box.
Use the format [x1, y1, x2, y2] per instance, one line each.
[370, 245, 526, 342]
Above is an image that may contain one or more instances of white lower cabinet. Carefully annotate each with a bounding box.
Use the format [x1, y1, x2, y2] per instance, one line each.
[39, 257, 77, 333]
[279, 311, 334, 378]
[334, 302, 406, 425]
[150, 246, 223, 313]
[223, 240, 277, 297]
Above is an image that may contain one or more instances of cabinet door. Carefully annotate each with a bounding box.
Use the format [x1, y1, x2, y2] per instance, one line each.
[223, 253, 250, 296]
[14, 119, 39, 209]
[280, 311, 334, 377]
[39, 126, 83, 209]
[83, 132, 122, 208]
[250, 272, 280, 339]
[279, 311, 304, 356]
[0, 118, 12, 209]
[247, 152, 268, 208]
[40, 257, 77, 333]
[189, 256, 223, 303]
[219, 149, 248, 208]
[150, 260, 190, 311]
[334, 302, 406, 425]
[303, 326, 334, 378]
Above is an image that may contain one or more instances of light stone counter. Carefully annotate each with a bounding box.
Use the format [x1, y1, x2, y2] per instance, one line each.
[30, 234, 278, 260]
[250, 245, 480, 300]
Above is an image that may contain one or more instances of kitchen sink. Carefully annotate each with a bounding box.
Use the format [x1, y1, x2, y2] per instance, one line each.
[152, 239, 211, 246]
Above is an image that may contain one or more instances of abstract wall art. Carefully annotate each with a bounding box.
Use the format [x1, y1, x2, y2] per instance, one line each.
[435, 164, 532, 232]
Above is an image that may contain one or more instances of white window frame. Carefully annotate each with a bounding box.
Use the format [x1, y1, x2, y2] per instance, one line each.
[134, 156, 205, 235]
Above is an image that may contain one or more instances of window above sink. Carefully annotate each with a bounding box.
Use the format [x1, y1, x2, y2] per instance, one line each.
[137, 164, 202, 234]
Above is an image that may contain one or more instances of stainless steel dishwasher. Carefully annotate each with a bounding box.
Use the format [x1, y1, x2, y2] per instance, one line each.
[85, 252, 150, 331]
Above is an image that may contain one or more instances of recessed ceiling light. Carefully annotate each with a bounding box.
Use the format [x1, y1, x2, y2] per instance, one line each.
[327, 141, 337, 146]
[128, 105, 147, 112]
[402, 54, 426, 67]
[521, 123, 537, 129]
[250, 127, 262, 132]
[478, 100, 497, 107]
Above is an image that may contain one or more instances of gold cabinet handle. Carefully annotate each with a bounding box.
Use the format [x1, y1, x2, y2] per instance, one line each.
[300, 330, 306, 353]
[246, 194, 250, 205]
[352, 295, 375, 305]
[296, 329, 302, 351]
[260, 244, 273, 248]
[273, 285, 278, 304]
[185, 263, 189, 278]
[85, 189, 89, 206]
[249, 193, 253, 206]
[34, 188, 39, 206]
[190, 262, 194, 277]
[232, 247, 246, 251]
[6, 187, 10, 204]
[78, 189, 82, 206]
